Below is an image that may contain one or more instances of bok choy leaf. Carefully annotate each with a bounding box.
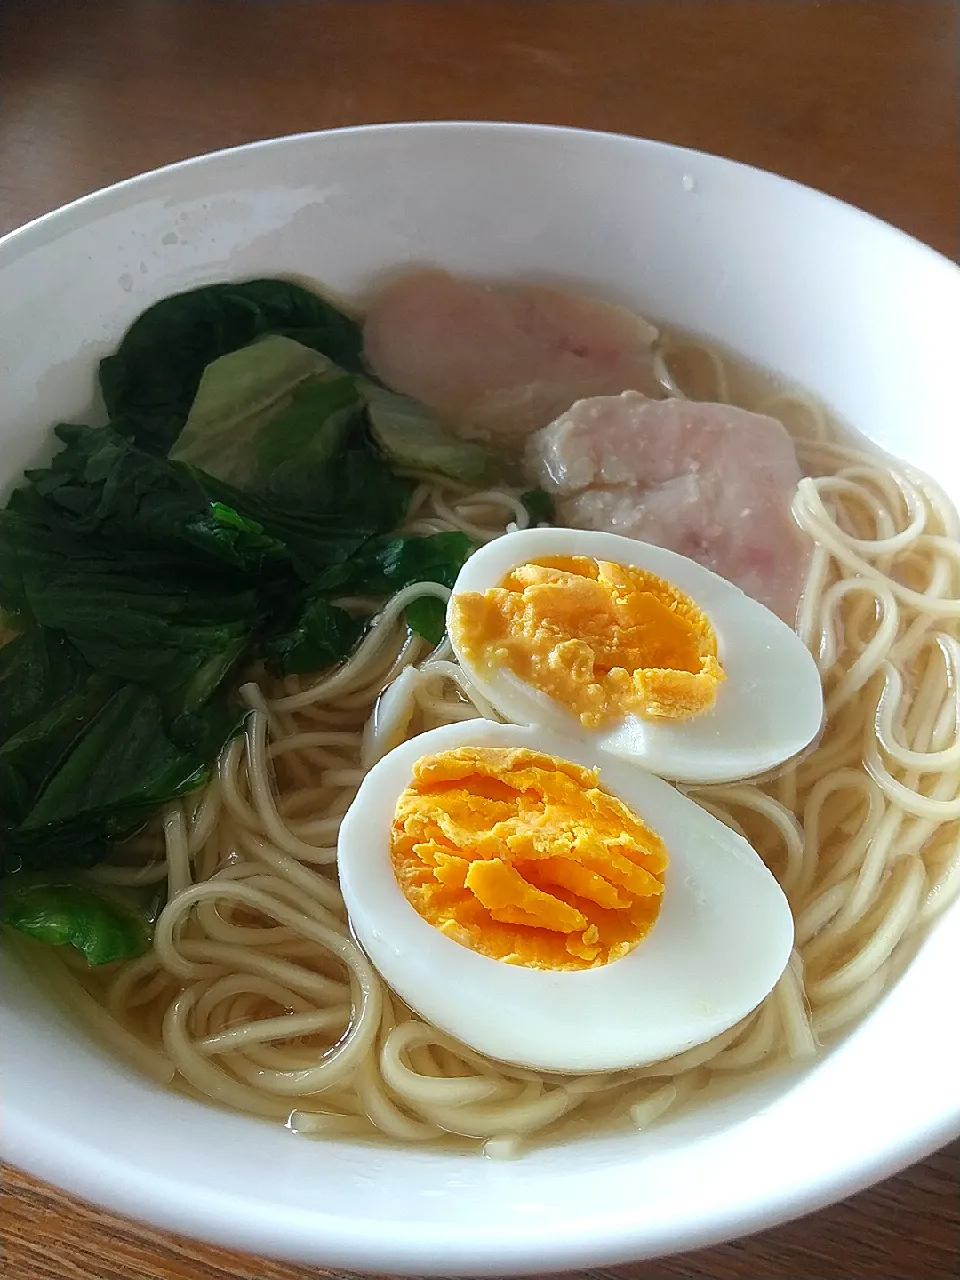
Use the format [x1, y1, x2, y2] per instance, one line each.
[170, 335, 363, 504]
[0, 276, 520, 896]
[361, 380, 509, 487]
[1, 880, 150, 965]
[100, 278, 366, 455]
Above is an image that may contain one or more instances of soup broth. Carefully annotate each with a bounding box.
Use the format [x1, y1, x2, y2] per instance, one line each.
[9, 313, 960, 1155]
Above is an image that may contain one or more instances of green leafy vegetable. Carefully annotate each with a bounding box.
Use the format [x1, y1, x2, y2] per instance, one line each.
[0, 418, 410, 872]
[0, 471, 253, 874]
[0, 275, 527, 902]
[15, 414, 412, 595]
[28, 423, 287, 574]
[404, 595, 448, 646]
[1, 881, 149, 965]
[0, 506, 259, 706]
[312, 530, 472, 654]
[203, 440, 413, 583]
[361, 381, 510, 487]
[262, 598, 362, 677]
[0, 629, 89, 745]
[314, 531, 473, 597]
[171, 332, 509, 509]
[100, 279, 366, 455]
[170, 329, 512, 494]
[171, 336, 362, 501]
[1, 676, 242, 876]
[0, 670, 115, 864]
[521, 487, 555, 525]
[21, 686, 230, 835]
[266, 532, 472, 676]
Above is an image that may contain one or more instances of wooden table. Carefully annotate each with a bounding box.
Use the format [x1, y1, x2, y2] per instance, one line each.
[1, 2, 958, 1278]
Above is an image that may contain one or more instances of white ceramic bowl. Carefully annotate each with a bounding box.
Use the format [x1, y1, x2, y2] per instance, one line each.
[2, 124, 959, 1275]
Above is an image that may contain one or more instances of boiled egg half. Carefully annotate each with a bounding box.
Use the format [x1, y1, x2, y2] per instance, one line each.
[338, 718, 794, 1073]
[447, 527, 824, 784]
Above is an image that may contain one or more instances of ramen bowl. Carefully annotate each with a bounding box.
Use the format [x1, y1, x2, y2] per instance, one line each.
[2, 123, 959, 1274]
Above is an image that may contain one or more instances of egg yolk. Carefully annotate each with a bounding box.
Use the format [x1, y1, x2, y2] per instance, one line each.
[450, 556, 725, 727]
[390, 746, 667, 970]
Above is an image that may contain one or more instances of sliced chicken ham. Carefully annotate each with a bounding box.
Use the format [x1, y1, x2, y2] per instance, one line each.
[363, 269, 660, 443]
[526, 392, 810, 623]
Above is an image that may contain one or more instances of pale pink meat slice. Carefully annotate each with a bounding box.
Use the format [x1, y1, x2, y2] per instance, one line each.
[362, 269, 660, 443]
[526, 392, 810, 624]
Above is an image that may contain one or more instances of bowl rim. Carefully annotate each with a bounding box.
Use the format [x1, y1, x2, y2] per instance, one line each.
[5, 1101, 956, 1275]
[2, 119, 958, 277]
[2, 120, 959, 1275]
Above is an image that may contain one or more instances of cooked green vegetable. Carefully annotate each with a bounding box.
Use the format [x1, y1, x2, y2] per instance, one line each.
[20, 686, 235, 836]
[314, 530, 472, 650]
[1, 881, 150, 965]
[362, 380, 509, 487]
[263, 598, 362, 677]
[29, 423, 287, 573]
[313, 531, 474, 598]
[0, 628, 90, 746]
[0, 276, 523, 915]
[0, 430, 396, 876]
[0, 506, 259, 705]
[204, 435, 413, 582]
[1, 666, 116, 871]
[100, 279, 366, 455]
[171, 336, 362, 501]
[403, 596, 449, 647]
[266, 532, 473, 675]
[0, 664, 242, 876]
[171, 331, 511, 495]
[0, 436, 456, 873]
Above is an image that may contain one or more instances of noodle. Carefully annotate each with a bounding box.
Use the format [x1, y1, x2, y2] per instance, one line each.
[51, 353, 960, 1154]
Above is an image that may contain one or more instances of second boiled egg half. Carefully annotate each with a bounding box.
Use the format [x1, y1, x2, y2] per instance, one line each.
[338, 718, 794, 1073]
[447, 527, 824, 784]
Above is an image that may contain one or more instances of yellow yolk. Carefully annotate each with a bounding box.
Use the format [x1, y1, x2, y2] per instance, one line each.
[390, 746, 667, 970]
[449, 555, 725, 727]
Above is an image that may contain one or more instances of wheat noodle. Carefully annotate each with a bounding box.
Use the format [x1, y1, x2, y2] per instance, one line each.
[48, 364, 960, 1153]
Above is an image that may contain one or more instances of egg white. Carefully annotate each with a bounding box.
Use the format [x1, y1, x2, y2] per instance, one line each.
[338, 718, 795, 1073]
[447, 527, 825, 784]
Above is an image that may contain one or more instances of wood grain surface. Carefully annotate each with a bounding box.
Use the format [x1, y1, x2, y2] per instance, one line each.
[1, 3, 958, 1279]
